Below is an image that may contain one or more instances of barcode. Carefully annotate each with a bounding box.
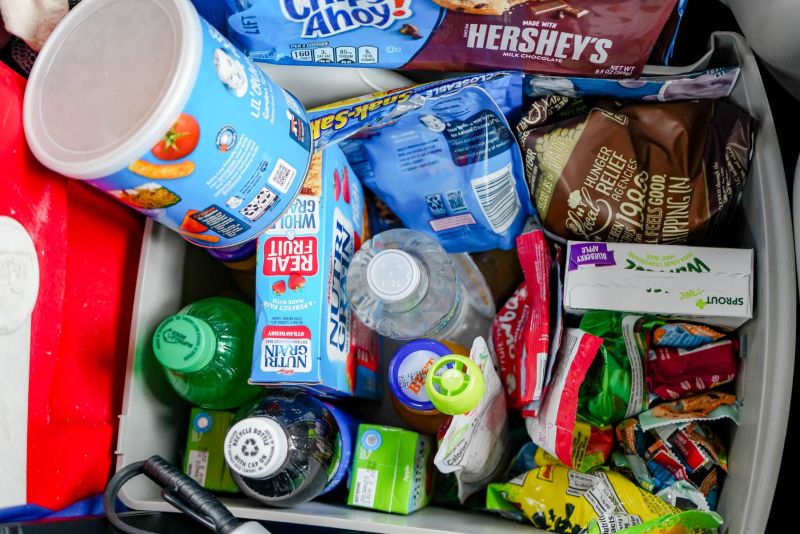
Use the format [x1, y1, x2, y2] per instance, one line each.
[268, 158, 297, 194]
[471, 164, 521, 234]
[351, 468, 378, 507]
[240, 187, 278, 222]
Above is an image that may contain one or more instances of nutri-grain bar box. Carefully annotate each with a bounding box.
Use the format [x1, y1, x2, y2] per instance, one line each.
[251, 145, 380, 399]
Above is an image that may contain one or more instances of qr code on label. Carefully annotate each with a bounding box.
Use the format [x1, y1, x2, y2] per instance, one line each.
[240, 187, 278, 222]
[446, 189, 467, 213]
[268, 158, 297, 194]
[425, 193, 446, 217]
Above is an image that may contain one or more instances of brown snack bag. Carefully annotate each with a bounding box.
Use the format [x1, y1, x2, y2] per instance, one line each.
[517, 97, 756, 244]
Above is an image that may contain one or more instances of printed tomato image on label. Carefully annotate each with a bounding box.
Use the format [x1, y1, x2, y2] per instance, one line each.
[262, 236, 319, 276]
[261, 325, 313, 374]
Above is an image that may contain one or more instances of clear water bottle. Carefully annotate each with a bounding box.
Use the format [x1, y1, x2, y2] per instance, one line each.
[152, 297, 261, 410]
[223, 392, 356, 507]
[346, 229, 489, 348]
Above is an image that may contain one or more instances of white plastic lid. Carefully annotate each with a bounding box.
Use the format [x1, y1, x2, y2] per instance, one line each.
[224, 418, 289, 480]
[366, 249, 421, 302]
[23, 0, 203, 180]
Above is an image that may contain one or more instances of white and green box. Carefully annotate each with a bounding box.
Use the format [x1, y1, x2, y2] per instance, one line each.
[183, 408, 238, 493]
[348, 424, 434, 515]
[564, 241, 753, 328]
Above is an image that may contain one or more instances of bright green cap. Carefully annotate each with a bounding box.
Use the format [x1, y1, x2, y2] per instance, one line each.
[153, 314, 217, 373]
[425, 354, 485, 415]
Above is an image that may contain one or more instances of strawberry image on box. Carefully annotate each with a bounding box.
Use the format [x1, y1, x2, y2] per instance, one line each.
[251, 145, 380, 399]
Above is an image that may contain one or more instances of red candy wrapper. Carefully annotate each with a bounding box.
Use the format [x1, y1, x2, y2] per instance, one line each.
[648, 439, 690, 483]
[525, 328, 603, 468]
[492, 225, 552, 409]
[668, 429, 713, 473]
[647, 339, 739, 400]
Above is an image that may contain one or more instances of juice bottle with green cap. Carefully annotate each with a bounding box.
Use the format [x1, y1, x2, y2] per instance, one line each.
[152, 297, 261, 409]
[425, 354, 486, 416]
[388, 339, 453, 435]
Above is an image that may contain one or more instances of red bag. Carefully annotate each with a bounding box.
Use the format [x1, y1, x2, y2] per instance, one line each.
[0, 63, 144, 510]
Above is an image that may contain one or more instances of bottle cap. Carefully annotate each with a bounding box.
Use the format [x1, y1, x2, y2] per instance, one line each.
[152, 314, 216, 373]
[366, 249, 421, 302]
[224, 417, 289, 480]
[425, 354, 485, 415]
[389, 339, 454, 412]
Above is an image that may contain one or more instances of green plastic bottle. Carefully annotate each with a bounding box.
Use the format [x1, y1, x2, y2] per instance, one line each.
[152, 297, 261, 409]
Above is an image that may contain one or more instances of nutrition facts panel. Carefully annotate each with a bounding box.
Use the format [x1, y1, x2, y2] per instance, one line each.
[291, 46, 378, 64]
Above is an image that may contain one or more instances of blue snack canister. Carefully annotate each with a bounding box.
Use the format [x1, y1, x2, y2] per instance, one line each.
[23, 0, 312, 249]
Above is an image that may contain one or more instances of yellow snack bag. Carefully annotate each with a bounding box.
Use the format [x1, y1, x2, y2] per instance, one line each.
[486, 465, 680, 533]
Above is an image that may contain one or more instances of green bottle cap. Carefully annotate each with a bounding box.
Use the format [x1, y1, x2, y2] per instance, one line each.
[425, 354, 485, 415]
[153, 314, 217, 373]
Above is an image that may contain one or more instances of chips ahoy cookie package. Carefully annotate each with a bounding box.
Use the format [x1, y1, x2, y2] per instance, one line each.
[251, 144, 380, 399]
[205, 0, 678, 77]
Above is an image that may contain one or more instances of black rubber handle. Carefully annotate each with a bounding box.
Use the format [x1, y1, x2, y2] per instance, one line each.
[143, 455, 240, 534]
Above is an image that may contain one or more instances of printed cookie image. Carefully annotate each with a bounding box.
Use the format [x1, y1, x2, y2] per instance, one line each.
[214, 48, 248, 97]
[433, 0, 531, 16]
[114, 182, 181, 210]
[399, 24, 423, 39]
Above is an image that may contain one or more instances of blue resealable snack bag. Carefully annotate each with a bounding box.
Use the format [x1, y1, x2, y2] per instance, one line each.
[314, 72, 533, 253]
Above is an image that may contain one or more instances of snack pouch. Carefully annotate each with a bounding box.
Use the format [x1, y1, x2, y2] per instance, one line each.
[331, 73, 532, 252]
[491, 222, 553, 408]
[508, 421, 613, 478]
[201, 0, 677, 78]
[651, 323, 726, 349]
[638, 392, 741, 432]
[524, 241, 565, 417]
[647, 340, 739, 401]
[434, 337, 509, 502]
[517, 97, 756, 245]
[578, 312, 659, 427]
[587, 510, 724, 534]
[524, 68, 740, 101]
[525, 328, 604, 468]
[615, 416, 731, 512]
[486, 465, 681, 533]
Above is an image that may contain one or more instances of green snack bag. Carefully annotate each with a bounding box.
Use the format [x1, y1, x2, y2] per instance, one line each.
[348, 425, 435, 514]
[579, 312, 659, 426]
[587, 510, 724, 534]
[183, 408, 238, 493]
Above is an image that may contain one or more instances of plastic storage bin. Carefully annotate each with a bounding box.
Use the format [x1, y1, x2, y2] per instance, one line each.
[115, 33, 796, 534]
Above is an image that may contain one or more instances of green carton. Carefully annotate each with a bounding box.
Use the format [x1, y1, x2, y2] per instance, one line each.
[182, 408, 238, 493]
[348, 424, 434, 515]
